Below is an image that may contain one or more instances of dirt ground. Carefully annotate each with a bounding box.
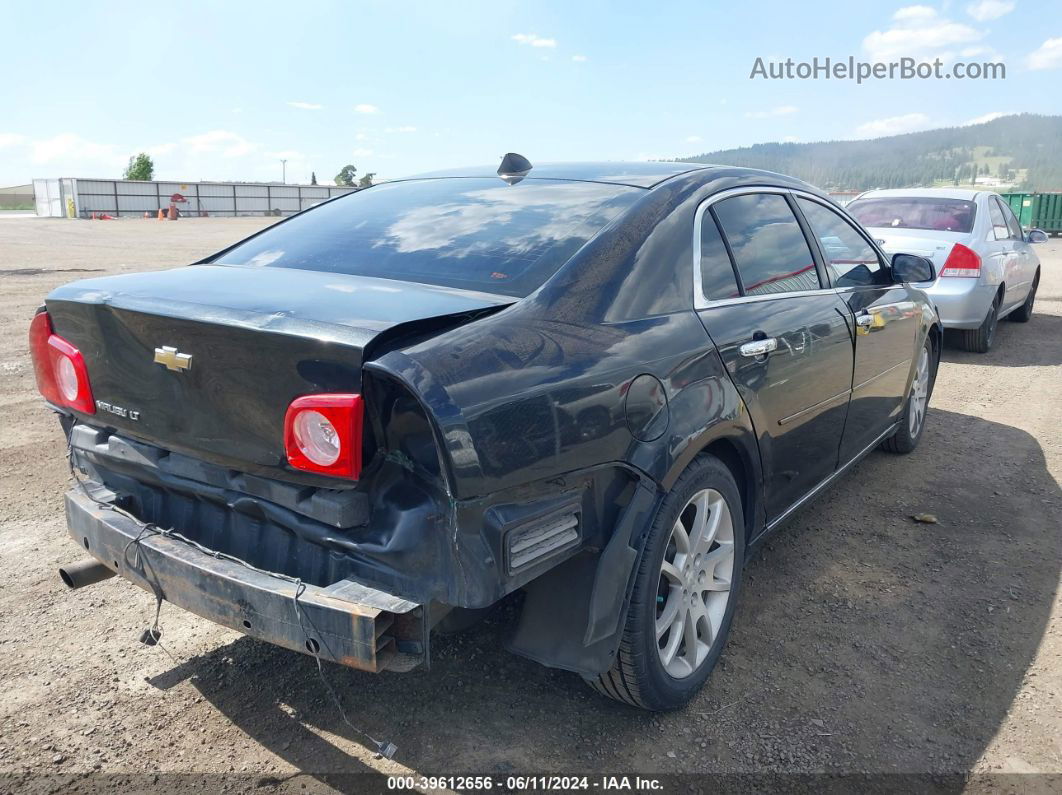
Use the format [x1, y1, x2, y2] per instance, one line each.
[0, 217, 1059, 790]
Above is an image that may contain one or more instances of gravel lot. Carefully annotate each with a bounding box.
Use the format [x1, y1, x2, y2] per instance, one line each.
[1, 217, 1059, 789]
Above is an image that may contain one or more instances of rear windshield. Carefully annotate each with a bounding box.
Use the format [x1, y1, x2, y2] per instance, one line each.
[847, 197, 976, 233]
[213, 178, 641, 297]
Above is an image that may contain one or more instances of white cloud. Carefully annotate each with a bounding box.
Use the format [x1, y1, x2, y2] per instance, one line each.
[745, 105, 798, 119]
[864, 6, 983, 62]
[29, 133, 127, 167]
[781, 136, 800, 143]
[894, 5, 937, 21]
[182, 130, 255, 157]
[511, 33, 557, 48]
[351, 147, 374, 157]
[288, 101, 323, 110]
[963, 111, 1012, 125]
[856, 112, 932, 137]
[571, 54, 588, 62]
[385, 126, 417, 133]
[354, 104, 380, 114]
[685, 135, 702, 143]
[355, 132, 369, 141]
[1026, 37, 1062, 70]
[0, 133, 26, 148]
[966, 0, 1015, 21]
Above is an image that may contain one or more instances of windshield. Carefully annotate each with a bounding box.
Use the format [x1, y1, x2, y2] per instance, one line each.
[213, 178, 641, 297]
[847, 196, 977, 233]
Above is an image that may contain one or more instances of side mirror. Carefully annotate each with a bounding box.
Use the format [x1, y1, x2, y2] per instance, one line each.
[891, 253, 935, 283]
[1027, 228, 1049, 244]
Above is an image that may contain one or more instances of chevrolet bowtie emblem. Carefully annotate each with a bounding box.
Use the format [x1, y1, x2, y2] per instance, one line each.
[153, 346, 192, 372]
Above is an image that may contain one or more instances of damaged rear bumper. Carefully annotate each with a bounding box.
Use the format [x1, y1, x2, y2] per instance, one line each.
[64, 488, 427, 673]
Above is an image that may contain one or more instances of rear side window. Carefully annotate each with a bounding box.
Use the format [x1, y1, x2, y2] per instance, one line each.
[847, 197, 976, 233]
[698, 213, 741, 301]
[797, 198, 890, 288]
[998, 198, 1023, 240]
[988, 198, 1010, 240]
[712, 193, 820, 296]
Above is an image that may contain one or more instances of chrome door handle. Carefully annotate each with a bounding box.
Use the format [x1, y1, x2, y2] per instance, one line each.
[855, 313, 874, 327]
[739, 338, 778, 357]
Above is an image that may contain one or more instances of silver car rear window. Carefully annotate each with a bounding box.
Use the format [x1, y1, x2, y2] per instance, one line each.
[847, 197, 976, 233]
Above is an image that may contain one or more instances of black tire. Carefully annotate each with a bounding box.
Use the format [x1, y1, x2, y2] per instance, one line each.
[588, 455, 745, 711]
[958, 294, 999, 353]
[882, 336, 936, 454]
[1008, 272, 1038, 323]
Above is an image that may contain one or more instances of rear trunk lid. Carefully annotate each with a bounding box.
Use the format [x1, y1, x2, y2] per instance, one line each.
[865, 228, 974, 282]
[45, 264, 510, 476]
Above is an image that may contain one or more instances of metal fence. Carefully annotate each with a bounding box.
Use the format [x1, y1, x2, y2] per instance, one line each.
[32, 178, 357, 218]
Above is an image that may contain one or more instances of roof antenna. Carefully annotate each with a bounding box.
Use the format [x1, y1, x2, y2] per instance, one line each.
[498, 152, 532, 185]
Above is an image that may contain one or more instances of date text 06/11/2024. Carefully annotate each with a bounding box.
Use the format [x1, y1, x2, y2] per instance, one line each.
[386, 775, 664, 791]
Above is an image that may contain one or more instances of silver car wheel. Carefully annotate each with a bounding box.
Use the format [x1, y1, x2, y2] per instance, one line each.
[908, 344, 930, 437]
[655, 489, 736, 679]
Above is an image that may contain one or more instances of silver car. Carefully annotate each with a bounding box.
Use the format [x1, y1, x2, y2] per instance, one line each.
[847, 188, 1048, 352]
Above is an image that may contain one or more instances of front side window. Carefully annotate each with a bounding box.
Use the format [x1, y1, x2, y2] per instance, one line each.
[797, 198, 890, 288]
[712, 193, 820, 296]
[847, 197, 977, 234]
[214, 178, 641, 297]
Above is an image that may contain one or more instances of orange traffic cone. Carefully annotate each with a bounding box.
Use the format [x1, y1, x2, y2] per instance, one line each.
[157, 208, 165, 220]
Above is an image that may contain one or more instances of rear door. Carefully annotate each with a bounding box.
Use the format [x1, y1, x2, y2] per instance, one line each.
[996, 196, 1036, 309]
[694, 189, 854, 522]
[987, 195, 1024, 311]
[794, 196, 921, 462]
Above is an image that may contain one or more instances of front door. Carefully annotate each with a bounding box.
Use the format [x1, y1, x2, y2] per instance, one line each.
[695, 190, 854, 522]
[794, 196, 922, 462]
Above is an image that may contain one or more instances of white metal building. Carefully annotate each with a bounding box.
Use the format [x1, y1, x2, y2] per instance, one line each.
[32, 178, 357, 218]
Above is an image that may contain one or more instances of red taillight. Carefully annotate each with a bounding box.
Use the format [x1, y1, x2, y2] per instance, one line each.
[29, 312, 95, 414]
[939, 243, 981, 278]
[283, 394, 364, 479]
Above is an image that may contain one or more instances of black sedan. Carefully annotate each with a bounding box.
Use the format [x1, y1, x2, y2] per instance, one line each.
[33, 157, 940, 711]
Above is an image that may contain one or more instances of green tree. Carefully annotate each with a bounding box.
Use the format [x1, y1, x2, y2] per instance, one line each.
[123, 153, 155, 181]
[310, 171, 318, 185]
[334, 165, 358, 186]
[358, 172, 376, 188]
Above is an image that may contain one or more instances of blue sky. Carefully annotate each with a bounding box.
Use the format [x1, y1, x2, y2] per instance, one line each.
[1, 0, 1059, 185]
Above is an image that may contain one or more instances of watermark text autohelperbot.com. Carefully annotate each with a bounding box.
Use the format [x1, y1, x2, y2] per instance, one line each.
[750, 56, 1005, 83]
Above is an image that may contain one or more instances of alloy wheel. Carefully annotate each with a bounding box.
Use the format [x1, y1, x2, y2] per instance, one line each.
[908, 344, 930, 437]
[655, 489, 736, 679]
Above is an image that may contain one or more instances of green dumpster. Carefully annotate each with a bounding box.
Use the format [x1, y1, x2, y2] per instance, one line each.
[1000, 192, 1062, 235]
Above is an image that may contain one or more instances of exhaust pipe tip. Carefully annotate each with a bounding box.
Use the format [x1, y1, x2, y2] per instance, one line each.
[59, 559, 116, 590]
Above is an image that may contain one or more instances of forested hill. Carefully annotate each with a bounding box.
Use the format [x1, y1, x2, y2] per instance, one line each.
[677, 113, 1062, 191]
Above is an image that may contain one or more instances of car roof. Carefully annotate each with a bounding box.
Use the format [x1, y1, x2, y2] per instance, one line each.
[856, 187, 986, 201]
[399, 161, 712, 189]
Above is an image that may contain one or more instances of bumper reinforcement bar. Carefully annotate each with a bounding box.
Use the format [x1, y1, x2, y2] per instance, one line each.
[64, 489, 426, 673]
